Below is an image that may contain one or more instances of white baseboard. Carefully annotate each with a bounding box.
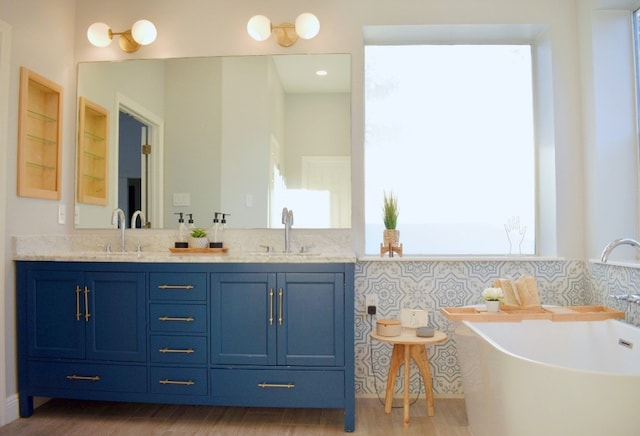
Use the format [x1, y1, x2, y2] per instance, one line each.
[3, 394, 19, 425]
[2, 395, 50, 426]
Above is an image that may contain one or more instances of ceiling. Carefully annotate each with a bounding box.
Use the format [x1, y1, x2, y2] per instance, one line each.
[272, 54, 351, 94]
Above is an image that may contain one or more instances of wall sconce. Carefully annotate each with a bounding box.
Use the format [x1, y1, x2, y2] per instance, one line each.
[87, 19, 157, 53]
[247, 13, 320, 47]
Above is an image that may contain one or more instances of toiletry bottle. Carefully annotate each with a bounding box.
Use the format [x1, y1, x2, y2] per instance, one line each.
[208, 213, 222, 248]
[186, 213, 195, 232]
[174, 212, 189, 248]
[219, 213, 231, 248]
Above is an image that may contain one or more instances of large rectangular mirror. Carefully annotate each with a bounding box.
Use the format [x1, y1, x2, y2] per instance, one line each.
[75, 54, 351, 230]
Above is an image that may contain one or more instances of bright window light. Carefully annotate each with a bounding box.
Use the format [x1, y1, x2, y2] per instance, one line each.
[365, 45, 536, 255]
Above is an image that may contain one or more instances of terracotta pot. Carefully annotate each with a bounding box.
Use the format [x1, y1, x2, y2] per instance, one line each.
[383, 229, 400, 247]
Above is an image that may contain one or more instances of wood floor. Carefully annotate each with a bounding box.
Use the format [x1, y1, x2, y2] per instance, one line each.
[0, 397, 470, 435]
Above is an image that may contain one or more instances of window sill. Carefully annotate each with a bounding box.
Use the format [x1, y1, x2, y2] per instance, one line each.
[359, 255, 565, 262]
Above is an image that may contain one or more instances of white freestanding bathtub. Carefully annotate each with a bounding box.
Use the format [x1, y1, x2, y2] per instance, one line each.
[455, 319, 640, 436]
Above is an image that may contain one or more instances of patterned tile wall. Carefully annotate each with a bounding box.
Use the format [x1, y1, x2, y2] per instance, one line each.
[589, 261, 640, 327]
[354, 259, 589, 397]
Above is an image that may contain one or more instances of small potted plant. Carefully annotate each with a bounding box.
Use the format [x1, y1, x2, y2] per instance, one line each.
[188, 228, 209, 249]
[482, 287, 504, 312]
[382, 191, 399, 247]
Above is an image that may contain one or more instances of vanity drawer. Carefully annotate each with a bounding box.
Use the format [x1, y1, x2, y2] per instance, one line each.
[210, 369, 344, 407]
[28, 361, 147, 393]
[150, 367, 208, 396]
[150, 272, 207, 301]
[150, 304, 207, 333]
[150, 335, 207, 364]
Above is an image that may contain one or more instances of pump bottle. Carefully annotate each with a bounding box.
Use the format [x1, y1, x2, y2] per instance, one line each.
[174, 212, 189, 248]
[208, 213, 222, 248]
[186, 213, 196, 232]
[219, 213, 231, 248]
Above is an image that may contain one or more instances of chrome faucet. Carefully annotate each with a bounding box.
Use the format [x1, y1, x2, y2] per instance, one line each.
[131, 210, 146, 229]
[111, 208, 126, 252]
[600, 238, 640, 263]
[282, 207, 294, 253]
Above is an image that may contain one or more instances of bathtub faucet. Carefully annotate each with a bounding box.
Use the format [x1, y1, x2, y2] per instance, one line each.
[600, 238, 640, 263]
[611, 294, 640, 304]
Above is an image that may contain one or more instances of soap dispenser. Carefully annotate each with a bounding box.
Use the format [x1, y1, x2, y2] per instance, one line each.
[208, 212, 222, 248]
[219, 213, 230, 248]
[186, 213, 196, 232]
[174, 212, 189, 248]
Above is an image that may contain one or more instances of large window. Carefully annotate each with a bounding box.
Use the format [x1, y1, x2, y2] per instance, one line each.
[365, 44, 536, 255]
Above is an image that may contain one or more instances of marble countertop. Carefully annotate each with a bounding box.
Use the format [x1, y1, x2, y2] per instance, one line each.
[14, 250, 357, 264]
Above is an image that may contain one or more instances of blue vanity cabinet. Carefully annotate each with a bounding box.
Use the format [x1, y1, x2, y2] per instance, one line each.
[17, 261, 355, 432]
[210, 264, 355, 432]
[17, 262, 147, 417]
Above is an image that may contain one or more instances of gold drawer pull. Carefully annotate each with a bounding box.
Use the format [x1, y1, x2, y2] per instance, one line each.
[159, 348, 195, 354]
[258, 382, 295, 389]
[66, 375, 100, 382]
[158, 284, 194, 290]
[159, 379, 194, 386]
[158, 316, 195, 322]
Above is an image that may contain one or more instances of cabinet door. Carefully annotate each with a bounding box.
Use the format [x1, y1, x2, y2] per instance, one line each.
[85, 272, 146, 362]
[26, 270, 85, 359]
[211, 273, 276, 365]
[278, 273, 344, 366]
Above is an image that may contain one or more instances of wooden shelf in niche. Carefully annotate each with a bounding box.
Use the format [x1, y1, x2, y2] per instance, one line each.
[17, 67, 63, 200]
[77, 97, 109, 205]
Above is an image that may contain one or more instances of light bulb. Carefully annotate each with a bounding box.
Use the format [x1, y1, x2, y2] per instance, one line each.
[295, 13, 320, 40]
[87, 22, 112, 48]
[247, 15, 272, 42]
[131, 19, 157, 45]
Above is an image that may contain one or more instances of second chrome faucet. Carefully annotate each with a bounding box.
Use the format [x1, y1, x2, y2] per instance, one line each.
[282, 207, 294, 253]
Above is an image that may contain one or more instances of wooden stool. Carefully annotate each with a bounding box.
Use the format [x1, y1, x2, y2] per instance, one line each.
[370, 330, 447, 427]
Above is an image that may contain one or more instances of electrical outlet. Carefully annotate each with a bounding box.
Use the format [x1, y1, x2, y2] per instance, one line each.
[365, 294, 378, 314]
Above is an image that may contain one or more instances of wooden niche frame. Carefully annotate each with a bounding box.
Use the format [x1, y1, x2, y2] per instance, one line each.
[77, 97, 109, 205]
[17, 67, 63, 200]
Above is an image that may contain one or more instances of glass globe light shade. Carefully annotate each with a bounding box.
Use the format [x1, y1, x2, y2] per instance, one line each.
[295, 13, 320, 40]
[87, 22, 112, 48]
[131, 19, 157, 45]
[247, 15, 272, 41]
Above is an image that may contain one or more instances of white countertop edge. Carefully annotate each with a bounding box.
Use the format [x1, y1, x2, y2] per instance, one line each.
[13, 252, 357, 263]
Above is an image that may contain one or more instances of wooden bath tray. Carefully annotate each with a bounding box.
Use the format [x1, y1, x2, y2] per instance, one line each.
[440, 305, 624, 322]
[440, 306, 551, 322]
[544, 305, 625, 321]
[169, 247, 229, 254]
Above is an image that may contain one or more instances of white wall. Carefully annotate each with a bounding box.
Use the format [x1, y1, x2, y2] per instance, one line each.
[3, 0, 638, 425]
[578, 1, 640, 261]
[164, 57, 222, 229]
[0, 0, 77, 422]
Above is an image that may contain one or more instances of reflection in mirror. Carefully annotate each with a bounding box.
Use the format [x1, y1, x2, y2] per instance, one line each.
[75, 54, 351, 230]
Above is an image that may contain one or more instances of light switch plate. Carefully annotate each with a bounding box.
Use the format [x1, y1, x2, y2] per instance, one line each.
[173, 193, 191, 206]
[57, 204, 65, 224]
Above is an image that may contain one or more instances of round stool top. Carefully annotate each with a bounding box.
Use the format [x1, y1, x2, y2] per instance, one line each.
[371, 329, 447, 345]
